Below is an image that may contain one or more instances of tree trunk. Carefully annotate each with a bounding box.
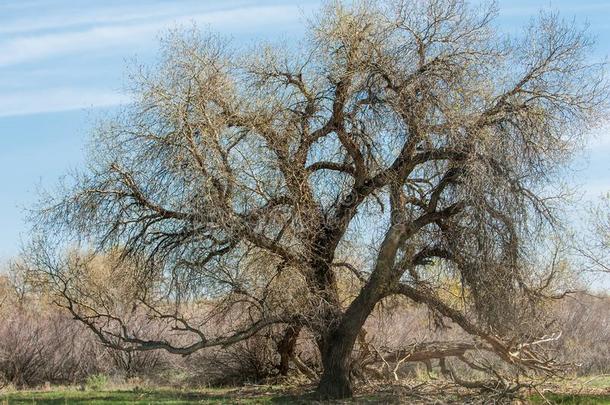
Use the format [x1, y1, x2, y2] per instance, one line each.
[316, 328, 357, 399]
[315, 279, 384, 399]
[277, 325, 301, 376]
[314, 216, 405, 398]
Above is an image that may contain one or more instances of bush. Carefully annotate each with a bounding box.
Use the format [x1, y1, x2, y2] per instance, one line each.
[85, 374, 108, 391]
[0, 267, 171, 388]
[0, 306, 105, 387]
[184, 332, 280, 386]
[553, 293, 610, 375]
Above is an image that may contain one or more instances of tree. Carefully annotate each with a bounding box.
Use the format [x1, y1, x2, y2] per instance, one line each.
[578, 193, 610, 273]
[29, 0, 608, 399]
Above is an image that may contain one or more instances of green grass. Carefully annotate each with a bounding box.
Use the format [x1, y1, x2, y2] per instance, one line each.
[0, 388, 280, 405]
[2, 383, 610, 404]
[0, 387, 338, 405]
[529, 393, 610, 404]
[578, 375, 610, 389]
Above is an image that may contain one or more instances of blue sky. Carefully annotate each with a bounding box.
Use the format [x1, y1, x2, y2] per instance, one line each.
[0, 0, 609, 264]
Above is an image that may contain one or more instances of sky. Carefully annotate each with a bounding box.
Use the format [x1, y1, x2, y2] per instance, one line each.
[0, 0, 609, 271]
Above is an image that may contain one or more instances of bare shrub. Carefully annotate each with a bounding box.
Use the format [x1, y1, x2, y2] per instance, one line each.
[184, 332, 280, 386]
[0, 301, 102, 386]
[552, 293, 610, 375]
[0, 264, 170, 388]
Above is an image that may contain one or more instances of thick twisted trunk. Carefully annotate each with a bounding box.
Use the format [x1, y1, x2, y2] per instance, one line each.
[315, 278, 385, 399]
[311, 191, 411, 398]
[316, 329, 357, 398]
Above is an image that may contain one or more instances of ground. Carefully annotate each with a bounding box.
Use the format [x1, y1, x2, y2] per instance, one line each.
[1, 378, 609, 404]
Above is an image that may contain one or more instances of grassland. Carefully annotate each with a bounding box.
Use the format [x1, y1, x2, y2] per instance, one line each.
[1, 378, 609, 404]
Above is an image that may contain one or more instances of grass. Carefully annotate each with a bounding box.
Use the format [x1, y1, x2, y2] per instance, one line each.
[1, 388, 268, 404]
[527, 375, 610, 404]
[3, 389, 610, 404]
[529, 393, 610, 404]
[1, 378, 610, 404]
[578, 376, 610, 390]
[0, 386, 321, 405]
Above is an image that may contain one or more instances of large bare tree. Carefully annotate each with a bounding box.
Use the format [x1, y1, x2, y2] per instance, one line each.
[29, 0, 608, 398]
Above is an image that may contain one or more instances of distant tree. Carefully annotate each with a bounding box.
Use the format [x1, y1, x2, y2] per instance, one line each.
[578, 193, 610, 273]
[28, 0, 608, 398]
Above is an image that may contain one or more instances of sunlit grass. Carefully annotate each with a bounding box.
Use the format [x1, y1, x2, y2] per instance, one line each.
[2, 378, 610, 404]
[529, 393, 610, 404]
[0, 388, 279, 405]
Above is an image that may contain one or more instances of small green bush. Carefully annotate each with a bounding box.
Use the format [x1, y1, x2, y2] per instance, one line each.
[85, 374, 108, 391]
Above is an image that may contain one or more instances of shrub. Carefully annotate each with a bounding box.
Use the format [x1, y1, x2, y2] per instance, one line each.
[85, 374, 108, 391]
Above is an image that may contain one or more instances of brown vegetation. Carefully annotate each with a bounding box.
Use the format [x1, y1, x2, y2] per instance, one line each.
[1, 263, 609, 399]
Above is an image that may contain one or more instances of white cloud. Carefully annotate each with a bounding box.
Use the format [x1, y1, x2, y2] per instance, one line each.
[0, 88, 130, 117]
[1, 1, 605, 120]
[0, 4, 304, 67]
[0, 2, 271, 34]
[0, 3, 311, 116]
[0, 3, 187, 35]
[0, 25, 156, 67]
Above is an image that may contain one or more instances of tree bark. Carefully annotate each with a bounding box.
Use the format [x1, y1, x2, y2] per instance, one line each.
[276, 325, 301, 376]
[315, 202, 407, 399]
[315, 277, 385, 399]
[316, 330, 356, 399]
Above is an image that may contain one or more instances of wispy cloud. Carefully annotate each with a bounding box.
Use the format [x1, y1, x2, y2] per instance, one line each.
[0, 2, 310, 117]
[0, 88, 130, 117]
[0, 4, 305, 67]
[0, 1, 257, 35]
[0, 3, 180, 35]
